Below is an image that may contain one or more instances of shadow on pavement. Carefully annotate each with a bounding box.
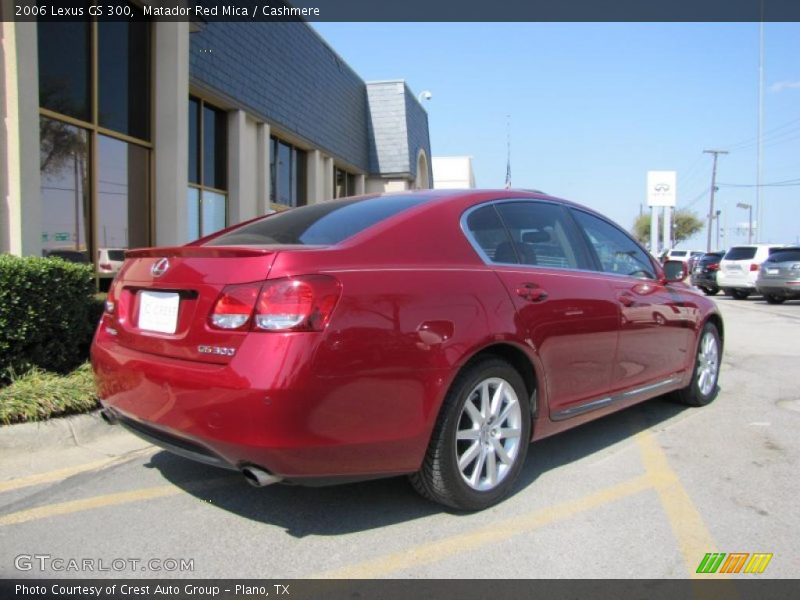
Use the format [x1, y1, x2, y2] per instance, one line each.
[147, 395, 692, 538]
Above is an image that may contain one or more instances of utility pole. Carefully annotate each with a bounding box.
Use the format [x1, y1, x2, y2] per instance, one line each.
[756, 9, 764, 242]
[703, 150, 728, 252]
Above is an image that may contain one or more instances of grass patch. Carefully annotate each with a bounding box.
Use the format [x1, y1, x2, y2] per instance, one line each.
[0, 362, 97, 425]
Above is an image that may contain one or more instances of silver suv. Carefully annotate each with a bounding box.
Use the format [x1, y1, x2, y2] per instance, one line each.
[756, 247, 800, 304]
[718, 244, 786, 299]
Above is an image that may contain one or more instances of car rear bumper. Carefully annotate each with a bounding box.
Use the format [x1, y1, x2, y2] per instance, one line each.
[91, 331, 444, 482]
[690, 272, 718, 288]
[756, 282, 800, 299]
[717, 271, 757, 290]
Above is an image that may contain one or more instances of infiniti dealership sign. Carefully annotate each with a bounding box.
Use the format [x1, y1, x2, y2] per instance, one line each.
[647, 171, 677, 207]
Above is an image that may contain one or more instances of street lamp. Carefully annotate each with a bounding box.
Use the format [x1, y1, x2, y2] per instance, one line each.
[736, 202, 753, 244]
[417, 90, 432, 103]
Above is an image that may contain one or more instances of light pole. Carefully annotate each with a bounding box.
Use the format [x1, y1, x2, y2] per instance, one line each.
[737, 202, 753, 244]
[417, 90, 432, 103]
[715, 209, 721, 250]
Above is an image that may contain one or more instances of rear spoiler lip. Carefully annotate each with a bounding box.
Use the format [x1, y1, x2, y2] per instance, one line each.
[124, 246, 278, 259]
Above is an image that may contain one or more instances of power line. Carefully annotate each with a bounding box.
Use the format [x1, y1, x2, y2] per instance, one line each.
[719, 178, 800, 188]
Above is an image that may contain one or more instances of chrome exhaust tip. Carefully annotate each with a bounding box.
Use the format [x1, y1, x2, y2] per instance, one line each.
[100, 408, 117, 425]
[241, 466, 282, 487]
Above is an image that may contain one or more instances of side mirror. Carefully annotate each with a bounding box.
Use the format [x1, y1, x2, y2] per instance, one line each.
[663, 260, 686, 283]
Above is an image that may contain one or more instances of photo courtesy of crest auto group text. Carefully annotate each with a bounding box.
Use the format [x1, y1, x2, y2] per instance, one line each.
[1, 0, 799, 598]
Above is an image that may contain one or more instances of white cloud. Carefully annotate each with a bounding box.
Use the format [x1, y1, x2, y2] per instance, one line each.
[769, 80, 800, 93]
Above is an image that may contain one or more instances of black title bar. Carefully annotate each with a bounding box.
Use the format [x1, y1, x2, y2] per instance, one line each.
[3, 579, 800, 600]
[4, 0, 800, 22]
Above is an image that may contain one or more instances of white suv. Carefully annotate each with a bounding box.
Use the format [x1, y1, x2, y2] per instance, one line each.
[718, 244, 785, 299]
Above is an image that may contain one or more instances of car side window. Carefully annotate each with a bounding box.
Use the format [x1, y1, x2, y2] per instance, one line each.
[464, 205, 517, 263]
[494, 202, 588, 269]
[571, 209, 657, 279]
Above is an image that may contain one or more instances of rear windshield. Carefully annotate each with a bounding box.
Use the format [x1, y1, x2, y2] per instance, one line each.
[766, 249, 800, 263]
[108, 250, 125, 261]
[699, 253, 723, 265]
[670, 250, 688, 257]
[724, 247, 757, 260]
[206, 195, 431, 246]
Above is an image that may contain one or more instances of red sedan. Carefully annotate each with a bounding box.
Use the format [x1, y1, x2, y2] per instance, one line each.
[92, 190, 723, 510]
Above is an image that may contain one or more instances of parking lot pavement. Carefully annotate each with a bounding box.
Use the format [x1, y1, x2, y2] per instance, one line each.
[0, 295, 798, 579]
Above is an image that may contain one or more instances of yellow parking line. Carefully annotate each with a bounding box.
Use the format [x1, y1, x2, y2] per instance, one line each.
[0, 476, 238, 526]
[634, 427, 722, 579]
[0, 450, 154, 494]
[312, 474, 653, 579]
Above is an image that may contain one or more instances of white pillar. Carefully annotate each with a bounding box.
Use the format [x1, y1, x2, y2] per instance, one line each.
[650, 207, 660, 256]
[307, 150, 335, 204]
[153, 21, 189, 246]
[662, 206, 672, 251]
[256, 122, 270, 214]
[322, 156, 334, 201]
[355, 173, 365, 196]
[1, 18, 40, 256]
[227, 109, 258, 224]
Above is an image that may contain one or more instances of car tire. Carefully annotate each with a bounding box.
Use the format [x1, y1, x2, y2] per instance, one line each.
[731, 289, 750, 300]
[673, 322, 721, 407]
[409, 357, 531, 511]
[702, 286, 720, 296]
[765, 294, 785, 305]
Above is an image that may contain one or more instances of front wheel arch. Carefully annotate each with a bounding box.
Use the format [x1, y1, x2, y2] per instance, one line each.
[453, 342, 539, 422]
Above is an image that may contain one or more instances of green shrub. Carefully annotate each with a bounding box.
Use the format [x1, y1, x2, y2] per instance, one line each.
[0, 255, 98, 382]
[0, 362, 97, 424]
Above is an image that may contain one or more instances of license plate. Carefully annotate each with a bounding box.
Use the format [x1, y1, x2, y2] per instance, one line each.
[694, 267, 702, 273]
[138, 291, 180, 334]
[766, 268, 779, 275]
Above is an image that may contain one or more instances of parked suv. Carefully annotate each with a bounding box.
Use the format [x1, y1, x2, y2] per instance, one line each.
[97, 248, 126, 278]
[690, 251, 724, 295]
[756, 247, 800, 304]
[662, 249, 690, 264]
[718, 244, 785, 299]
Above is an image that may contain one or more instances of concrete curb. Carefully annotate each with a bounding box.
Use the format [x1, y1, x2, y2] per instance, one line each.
[0, 410, 116, 452]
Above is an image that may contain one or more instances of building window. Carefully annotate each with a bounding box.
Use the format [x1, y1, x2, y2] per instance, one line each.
[269, 136, 306, 208]
[37, 9, 152, 286]
[39, 118, 90, 257]
[98, 20, 151, 140]
[334, 167, 356, 199]
[187, 96, 228, 239]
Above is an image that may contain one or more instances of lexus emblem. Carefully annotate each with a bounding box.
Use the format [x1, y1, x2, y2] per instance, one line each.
[151, 258, 170, 277]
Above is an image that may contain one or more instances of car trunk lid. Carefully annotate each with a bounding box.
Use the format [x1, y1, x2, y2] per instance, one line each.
[105, 246, 279, 364]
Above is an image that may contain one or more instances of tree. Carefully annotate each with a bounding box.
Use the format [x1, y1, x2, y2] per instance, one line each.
[632, 209, 704, 247]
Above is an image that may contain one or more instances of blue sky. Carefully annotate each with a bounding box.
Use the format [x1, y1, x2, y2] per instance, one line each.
[312, 22, 800, 249]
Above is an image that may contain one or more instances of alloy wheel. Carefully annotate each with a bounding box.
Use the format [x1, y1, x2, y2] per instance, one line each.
[696, 330, 719, 397]
[455, 377, 522, 491]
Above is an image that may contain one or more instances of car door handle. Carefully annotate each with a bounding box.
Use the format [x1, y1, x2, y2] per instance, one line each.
[516, 283, 548, 303]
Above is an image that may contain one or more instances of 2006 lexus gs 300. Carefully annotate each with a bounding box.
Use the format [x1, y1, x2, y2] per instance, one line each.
[92, 190, 723, 510]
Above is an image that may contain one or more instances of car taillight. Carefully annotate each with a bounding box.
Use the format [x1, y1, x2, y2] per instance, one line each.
[209, 276, 341, 332]
[708, 264, 719, 271]
[99, 263, 112, 271]
[104, 285, 116, 314]
[209, 283, 260, 330]
[750, 263, 760, 272]
[255, 275, 341, 332]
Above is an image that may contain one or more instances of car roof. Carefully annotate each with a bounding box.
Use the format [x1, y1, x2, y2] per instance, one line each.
[371, 188, 604, 215]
